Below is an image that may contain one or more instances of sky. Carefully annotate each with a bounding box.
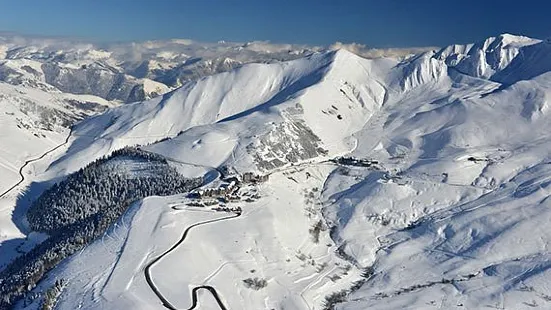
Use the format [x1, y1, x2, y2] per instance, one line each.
[1, 0, 550, 47]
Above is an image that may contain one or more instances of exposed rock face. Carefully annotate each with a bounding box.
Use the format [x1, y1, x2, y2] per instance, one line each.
[41, 63, 147, 103]
[248, 118, 328, 170]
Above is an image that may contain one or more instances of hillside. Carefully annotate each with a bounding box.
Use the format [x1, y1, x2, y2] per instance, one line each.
[0, 81, 117, 192]
[0, 82, 117, 272]
[2, 34, 551, 309]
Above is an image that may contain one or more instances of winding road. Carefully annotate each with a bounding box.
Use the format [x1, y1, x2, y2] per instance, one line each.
[144, 211, 241, 310]
[0, 128, 73, 199]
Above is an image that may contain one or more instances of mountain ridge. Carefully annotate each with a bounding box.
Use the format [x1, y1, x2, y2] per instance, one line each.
[44, 33, 551, 179]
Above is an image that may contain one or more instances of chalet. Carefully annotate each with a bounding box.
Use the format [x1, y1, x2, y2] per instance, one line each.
[198, 187, 223, 198]
[195, 180, 239, 199]
[222, 176, 240, 184]
[241, 172, 269, 183]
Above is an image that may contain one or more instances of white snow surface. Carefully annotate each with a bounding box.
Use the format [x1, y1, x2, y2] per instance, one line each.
[0, 82, 116, 270]
[5, 34, 551, 310]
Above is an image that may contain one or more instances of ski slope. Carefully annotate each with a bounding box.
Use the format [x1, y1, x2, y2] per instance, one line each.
[6, 34, 551, 309]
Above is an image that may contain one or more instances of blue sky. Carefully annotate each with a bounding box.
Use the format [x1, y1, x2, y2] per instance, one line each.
[1, 0, 550, 47]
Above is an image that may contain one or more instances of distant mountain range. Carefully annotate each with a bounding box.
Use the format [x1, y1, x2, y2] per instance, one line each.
[0, 34, 324, 103]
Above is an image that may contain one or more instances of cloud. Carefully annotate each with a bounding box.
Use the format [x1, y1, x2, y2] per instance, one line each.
[0, 32, 438, 66]
[239, 41, 323, 54]
[329, 41, 436, 59]
[329, 42, 368, 54]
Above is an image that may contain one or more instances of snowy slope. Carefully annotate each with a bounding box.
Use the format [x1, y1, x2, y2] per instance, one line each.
[43, 50, 388, 178]
[5, 34, 551, 310]
[0, 82, 115, 191]
[0, 82, 118, 276]
[34, 165, 360, 310]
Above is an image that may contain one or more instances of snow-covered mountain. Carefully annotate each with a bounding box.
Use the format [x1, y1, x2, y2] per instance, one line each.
[2, 33, 551, 310]
[0, 34, 433, 98]
[0, 34, 430, 150]
[0, 49, 168, 103]
[0, 35, 331, 186]
[0, 34, 324, 103]
[0, 35, 332, 198]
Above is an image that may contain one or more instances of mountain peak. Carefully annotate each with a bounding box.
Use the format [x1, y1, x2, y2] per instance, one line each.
[479, 33, 541, 52]
[495, 33, 540, 46]
[331, 47, 360, 57]
[434, 33, 541, 79]
[328, 48, 368, 68]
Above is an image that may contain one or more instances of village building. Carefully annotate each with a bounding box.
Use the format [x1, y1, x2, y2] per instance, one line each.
[241, 172, 269, 183]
